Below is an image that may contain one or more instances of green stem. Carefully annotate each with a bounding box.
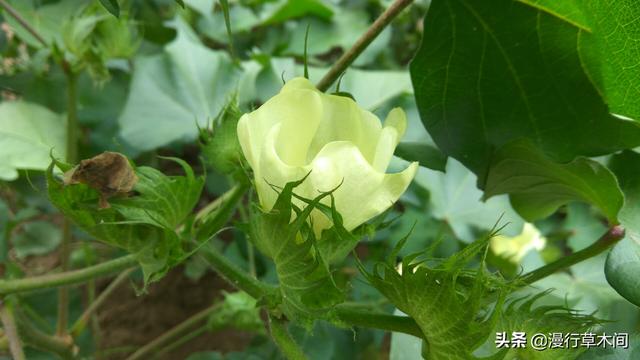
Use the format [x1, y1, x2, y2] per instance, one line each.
[333, 306, 423, 338]
[1, 301, 26, 360]
[268, 315, 308, 360]
[519, 225, 625, 286]
[56, 221, 72, 336]
[70, 268, 134, 337]
[125, 303, 220, 360]
[154, 325, 207, 358]
[16, 313, 76, 360]
[0, 255, 138, 295]
[0, 0, 48, 47]
[199, 246, 276, 300]
[316, 0, 414, 92]
[57, 69, 78, 336]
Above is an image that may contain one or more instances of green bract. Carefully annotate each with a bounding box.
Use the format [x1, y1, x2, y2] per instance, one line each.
[237, 77, 418, 235]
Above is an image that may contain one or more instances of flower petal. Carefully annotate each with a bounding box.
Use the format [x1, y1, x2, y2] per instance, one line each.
[237, 78, 323, 169]
[372, 108, 407, 172]
[258, 124, 418, 234]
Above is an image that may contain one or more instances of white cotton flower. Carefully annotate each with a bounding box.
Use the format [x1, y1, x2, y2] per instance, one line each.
[237, 77, 418, 235]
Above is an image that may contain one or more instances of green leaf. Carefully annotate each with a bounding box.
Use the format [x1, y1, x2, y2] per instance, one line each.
[262, 0, 333, 25]
[484, 140, 623, 223]
[111, 157, 204, 230]
[118, 23, 243, 151]
[415, 158, 524, 242]
[394, 142, 447, 172]
[12, 221, 62, 259]
[521, 0, 640, 122]
[359, 236, 507, 359]
[46, 156, 204, 285]
[0, 101, 66, 181]
[516, 0, 589, 31]
[98, 0, 120, 18]
[249, 177, 345, 325]
[410, 0, 640, 179]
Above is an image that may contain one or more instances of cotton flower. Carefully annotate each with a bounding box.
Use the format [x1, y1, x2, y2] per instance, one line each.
[237, 77, 418, 235]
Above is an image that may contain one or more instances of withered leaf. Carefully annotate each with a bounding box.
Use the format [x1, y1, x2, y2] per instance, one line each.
[64, 152, 138, 209]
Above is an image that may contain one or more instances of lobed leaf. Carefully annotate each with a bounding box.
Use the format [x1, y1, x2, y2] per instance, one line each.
[46, 156, 203, 285]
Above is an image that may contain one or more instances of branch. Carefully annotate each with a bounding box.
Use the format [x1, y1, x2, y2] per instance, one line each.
[70, 268, 134, 337]
[1, 301, 25, 360]
[15, 313, 76, 360]
[198, 246, 277, 300]
[519, 225, 625, 286]
[57, 61, 79, 337]
[333, 306, 423, 338]
[268, 315, 308, 360]
[0, 0, 48, 47]
[125, 302, 220, 360]
[0, 255, 138, 295]
[316, 0, 414, 92]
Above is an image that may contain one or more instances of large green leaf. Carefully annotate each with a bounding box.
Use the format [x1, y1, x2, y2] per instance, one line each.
[520, 0, 640, 122]
[0, 101, 66, 181]
[517, 0, 589, 31]
[484, 140, 623, 223]
[410, 0, 640, 179]
[118, 23, 242, 151]
[46, 156, 204, 284]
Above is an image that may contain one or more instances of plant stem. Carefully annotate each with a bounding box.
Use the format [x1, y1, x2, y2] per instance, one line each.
[268, 315, 308, 360]
[199, 246, 276, 300]
[333, 305, 423, 338]
[316, 0, 414, 92]
[16, 313, 76, 360]
[519, 225, 625, 286]
[57, 69, 78, 337]
[70, 268, 134, 337]
[0, 255, 138, 295]
[56, 221, 72, 336]
[125, 302, 220, 360]
[0, 0, 48, 47]
[1, 301, 26, 360]
[155, 325, 208, 357]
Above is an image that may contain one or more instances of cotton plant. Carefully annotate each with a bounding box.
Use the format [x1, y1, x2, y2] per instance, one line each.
[2, 0, 638, 359]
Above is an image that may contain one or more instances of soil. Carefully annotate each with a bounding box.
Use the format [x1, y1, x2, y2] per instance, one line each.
[96, 266, 254, 359]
